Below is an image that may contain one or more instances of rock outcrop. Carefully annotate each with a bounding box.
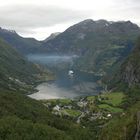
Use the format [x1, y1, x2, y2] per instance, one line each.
[120, 37, 140, 86]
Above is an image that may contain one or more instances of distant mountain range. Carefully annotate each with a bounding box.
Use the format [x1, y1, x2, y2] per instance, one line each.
[0, 19, 140, 76]
[41, 19, 140, 76]
[42, 19, 140, 53]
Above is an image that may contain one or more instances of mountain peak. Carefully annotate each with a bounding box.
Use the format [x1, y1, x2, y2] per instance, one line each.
[95, 19, 108, 23]
[79, 19, 94, 24]
[0, 27, 17, 34]
[44, 32, 61, 42]
[110, 20, 140, 30]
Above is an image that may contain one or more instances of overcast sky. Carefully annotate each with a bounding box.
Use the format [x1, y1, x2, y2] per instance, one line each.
[0, 0, 140, 40]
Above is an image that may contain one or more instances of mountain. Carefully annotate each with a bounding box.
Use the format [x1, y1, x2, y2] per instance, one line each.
[44, 32, 61, 42]
[42, 19, 140, 53]
[42, 19, 140, 76]
[0, 37, 46, 93]
[0, 27, 43, 54]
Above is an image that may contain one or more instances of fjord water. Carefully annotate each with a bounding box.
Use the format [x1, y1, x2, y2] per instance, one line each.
[27, 54, 103, 99]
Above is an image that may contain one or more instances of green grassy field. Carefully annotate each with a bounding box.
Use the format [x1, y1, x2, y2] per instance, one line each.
[62, 109, 81, 117]
[99, 92, 125, 106]
[41, 99, 72, 106]
[98, 104, 123, 113]
[87, 96, 95, 101]
[58, 99, 72, 105]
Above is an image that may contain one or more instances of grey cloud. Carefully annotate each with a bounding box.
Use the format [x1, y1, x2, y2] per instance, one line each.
[0, 4, 91, 30]
[0, 1, 140, 39]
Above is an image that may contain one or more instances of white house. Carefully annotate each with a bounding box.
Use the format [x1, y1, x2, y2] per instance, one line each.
[53, 105, 60, 111]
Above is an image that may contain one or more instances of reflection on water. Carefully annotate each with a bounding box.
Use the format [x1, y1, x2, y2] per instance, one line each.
[27, 54, 103, 100]
[28, 83, 80, 100]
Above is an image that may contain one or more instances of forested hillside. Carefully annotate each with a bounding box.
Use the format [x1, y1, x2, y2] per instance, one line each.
[0, 38, 47, 93]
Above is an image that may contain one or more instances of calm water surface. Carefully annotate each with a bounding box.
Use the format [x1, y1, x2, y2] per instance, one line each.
[27, 54, 103, 100]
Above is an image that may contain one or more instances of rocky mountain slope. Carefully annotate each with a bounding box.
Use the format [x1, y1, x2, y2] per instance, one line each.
[0, 27, 43, 54]
[42, 19, 140, 76]
[44, 32, 61, 42]
[109, 37, 140, 89]
[120, 37, 140, 86]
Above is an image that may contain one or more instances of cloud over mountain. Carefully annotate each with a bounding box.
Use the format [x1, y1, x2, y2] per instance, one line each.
[0, 4, 90, 34]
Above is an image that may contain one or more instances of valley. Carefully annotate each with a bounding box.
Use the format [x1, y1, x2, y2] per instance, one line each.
[41, 92, 125, 125]
[0, 18, 140, 140]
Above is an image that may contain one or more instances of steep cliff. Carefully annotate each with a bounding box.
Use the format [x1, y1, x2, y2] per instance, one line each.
[120, 37, 140, 86]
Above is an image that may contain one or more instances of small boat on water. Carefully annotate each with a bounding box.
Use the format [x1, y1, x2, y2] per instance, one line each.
[68, 70, 74, 76]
